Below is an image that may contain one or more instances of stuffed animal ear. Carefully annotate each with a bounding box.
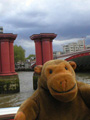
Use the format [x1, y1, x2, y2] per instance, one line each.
[69, 61, 77, 70]
[34, 65, 42, 74]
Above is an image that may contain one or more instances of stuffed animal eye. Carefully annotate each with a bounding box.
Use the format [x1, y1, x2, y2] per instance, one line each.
[65, 66, 68, 70]
[49, 69, 53, 74]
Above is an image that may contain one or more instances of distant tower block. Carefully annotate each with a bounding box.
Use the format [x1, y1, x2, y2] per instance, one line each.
[30, 33, 57, 65]
[0, 33, 20, 94]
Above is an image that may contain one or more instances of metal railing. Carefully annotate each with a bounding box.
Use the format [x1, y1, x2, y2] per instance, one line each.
[0, 107, 19, 119]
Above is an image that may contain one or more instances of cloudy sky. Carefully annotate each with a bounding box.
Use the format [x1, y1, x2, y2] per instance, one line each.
[1, 0, 90, 57]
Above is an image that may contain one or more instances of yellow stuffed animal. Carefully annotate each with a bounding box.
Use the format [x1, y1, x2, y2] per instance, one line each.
[14, 59, 90, 120]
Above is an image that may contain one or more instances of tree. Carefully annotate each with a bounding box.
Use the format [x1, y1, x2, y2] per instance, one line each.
[26, 54, 36, 59]
[14, 45, 25, 63]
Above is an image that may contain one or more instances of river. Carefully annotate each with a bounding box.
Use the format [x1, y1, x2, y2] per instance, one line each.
[0, 71, 90, 108]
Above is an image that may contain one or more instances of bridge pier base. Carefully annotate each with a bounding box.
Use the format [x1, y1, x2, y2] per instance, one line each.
[0, 74, 20, 94]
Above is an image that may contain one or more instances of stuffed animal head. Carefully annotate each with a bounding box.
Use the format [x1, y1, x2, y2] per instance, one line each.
[34, 59, 78, 102]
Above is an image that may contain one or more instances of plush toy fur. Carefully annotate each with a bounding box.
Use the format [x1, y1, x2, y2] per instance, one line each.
[14, 59, 90, 120]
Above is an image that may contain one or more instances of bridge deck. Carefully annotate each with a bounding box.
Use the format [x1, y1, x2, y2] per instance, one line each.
[57, 49, 90, 71]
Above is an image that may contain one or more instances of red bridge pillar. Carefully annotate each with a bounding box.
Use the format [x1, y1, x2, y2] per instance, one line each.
[0, 34, 17, 75]
[9, 40, 16, 73]
[35, 39, 43, 65]
[30, 33, 57, 65]
[0, 33, 20, 94]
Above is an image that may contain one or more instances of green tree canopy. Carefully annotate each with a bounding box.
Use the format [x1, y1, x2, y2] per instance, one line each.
[14, 45, 25, 63]
[26, 54, 35, 59]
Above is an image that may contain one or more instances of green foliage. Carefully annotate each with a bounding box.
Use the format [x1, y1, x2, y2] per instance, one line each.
[14, 45, 25, 63]
[26, 54, 35, 59]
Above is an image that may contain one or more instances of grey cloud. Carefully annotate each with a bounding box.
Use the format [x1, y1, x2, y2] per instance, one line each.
[1, 0, 90, 56]
[2, 11, 47, 28]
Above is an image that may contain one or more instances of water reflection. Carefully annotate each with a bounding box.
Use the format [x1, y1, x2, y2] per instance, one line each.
[0, 71, 90, 108]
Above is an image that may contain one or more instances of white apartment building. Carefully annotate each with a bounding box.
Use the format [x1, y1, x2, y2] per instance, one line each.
[63, 40, 85, 53]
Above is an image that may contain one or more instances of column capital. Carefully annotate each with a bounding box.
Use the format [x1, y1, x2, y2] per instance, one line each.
[0, 33, 17, 42]
[30, 33, 57, 41]
[30, 34, 41, 40]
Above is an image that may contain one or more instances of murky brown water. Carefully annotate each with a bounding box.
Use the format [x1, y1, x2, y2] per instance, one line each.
[0, 71, 90, 108]
[76, 72, 90, 84]
[0, 72, 34, 108]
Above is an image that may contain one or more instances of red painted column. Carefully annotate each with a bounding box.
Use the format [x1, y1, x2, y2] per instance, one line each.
[30, 34, 43, 65]
[35, 40, 42, 65]
[9, 40, 15, 73]
[40, 33, 57, 64]
[42, 40, 51, 64]
[9, 34, 17, 74]
[50, 41, 53, 59]
[0, 42, 1, 73]
[1, 40, 10, 74]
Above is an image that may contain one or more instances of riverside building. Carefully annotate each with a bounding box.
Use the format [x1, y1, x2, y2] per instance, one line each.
[63, 40, 85, 53]
[0, 27, 3, 33]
